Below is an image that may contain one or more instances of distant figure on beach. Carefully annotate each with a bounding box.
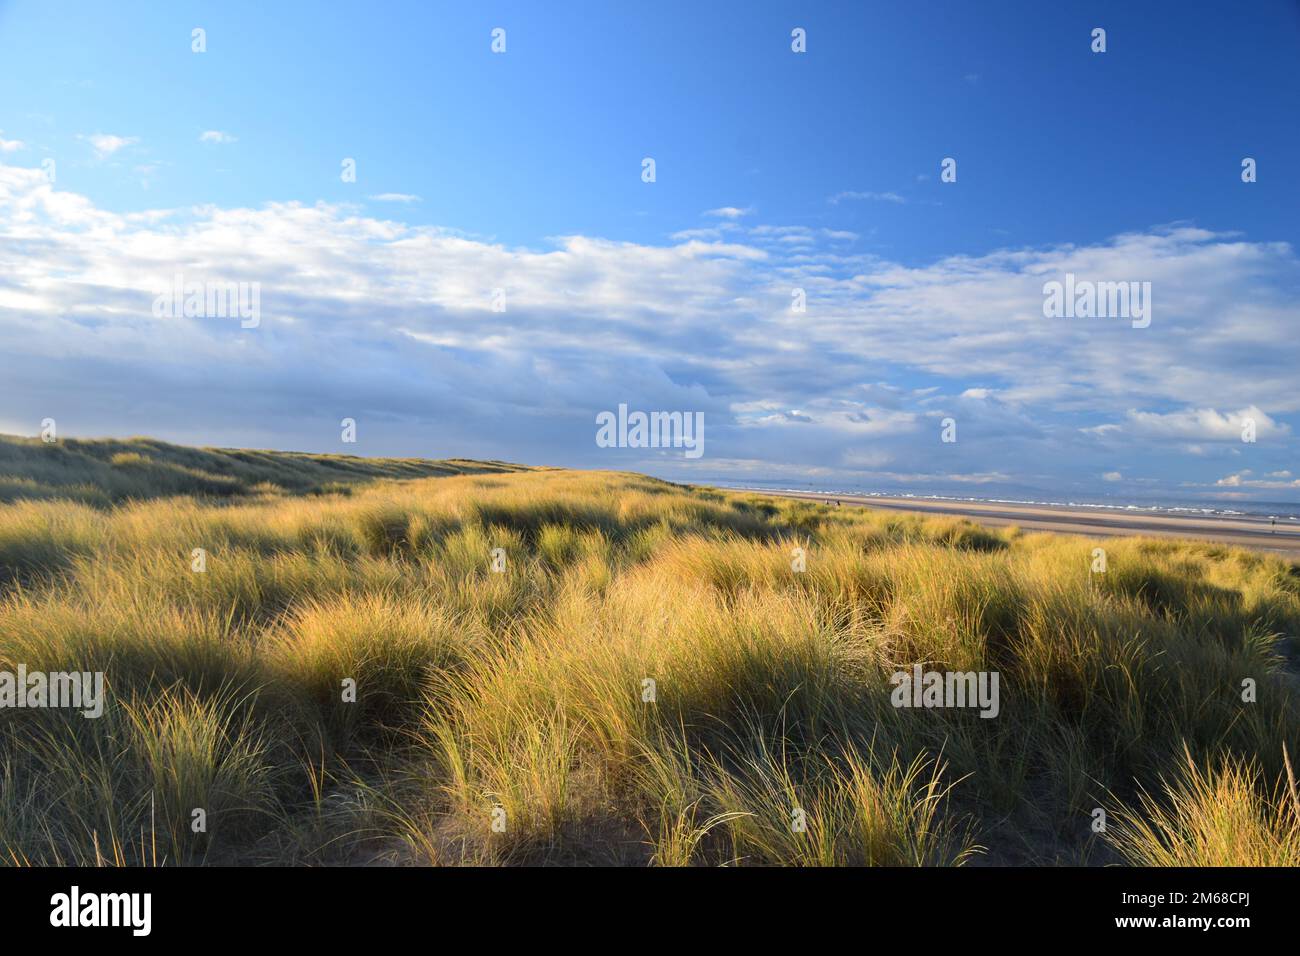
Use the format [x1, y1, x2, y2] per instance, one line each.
[1272, 517, 1276, 533]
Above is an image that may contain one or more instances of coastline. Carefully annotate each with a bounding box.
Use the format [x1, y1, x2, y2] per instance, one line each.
[725, 488, 1300, 559]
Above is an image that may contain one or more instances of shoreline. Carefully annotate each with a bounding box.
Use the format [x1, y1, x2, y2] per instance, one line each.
[742, 489, 1300, 559]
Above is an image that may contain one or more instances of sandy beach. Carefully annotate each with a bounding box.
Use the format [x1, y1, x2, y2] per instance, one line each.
[761, 491, 1300, 559]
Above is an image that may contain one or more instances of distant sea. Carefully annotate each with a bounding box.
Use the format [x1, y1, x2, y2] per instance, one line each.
[701, 480, 1300, 523]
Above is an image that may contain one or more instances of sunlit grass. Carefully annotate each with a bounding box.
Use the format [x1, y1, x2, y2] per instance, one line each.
[1, 438, 1298, 865]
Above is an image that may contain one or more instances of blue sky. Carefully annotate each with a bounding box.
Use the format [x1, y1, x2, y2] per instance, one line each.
[1, 0, 1298, 503]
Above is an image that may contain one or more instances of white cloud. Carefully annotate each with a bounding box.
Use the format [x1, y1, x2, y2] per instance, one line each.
[749, 225, 809, 238]
[829, 190, 905, 205]
[733, 399, 918, 436]
[79, 133, 139, 158]
[1216, 470, 1300, 489]
[368, 193, 422, 203]
[670, 226, 728, 241]
[199, 130, 237, 144]
[0, 132, 25, 153]
[1088, 406, 1286, 442]
[705, 206, 753, 219]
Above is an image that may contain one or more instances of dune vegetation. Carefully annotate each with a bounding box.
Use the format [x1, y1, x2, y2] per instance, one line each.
[0, 434, 523, 506]
[0, 435, 1298, 866]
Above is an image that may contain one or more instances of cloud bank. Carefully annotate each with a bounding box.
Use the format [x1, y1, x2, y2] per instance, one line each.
[0, 163, 1295, 501]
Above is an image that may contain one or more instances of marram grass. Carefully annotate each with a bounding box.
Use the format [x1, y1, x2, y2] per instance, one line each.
[1, 435, 1298, 865]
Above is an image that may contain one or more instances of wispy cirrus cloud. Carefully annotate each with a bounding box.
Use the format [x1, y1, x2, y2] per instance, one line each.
[199, 130, 237, 144]
[829, 190, 905, 205]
